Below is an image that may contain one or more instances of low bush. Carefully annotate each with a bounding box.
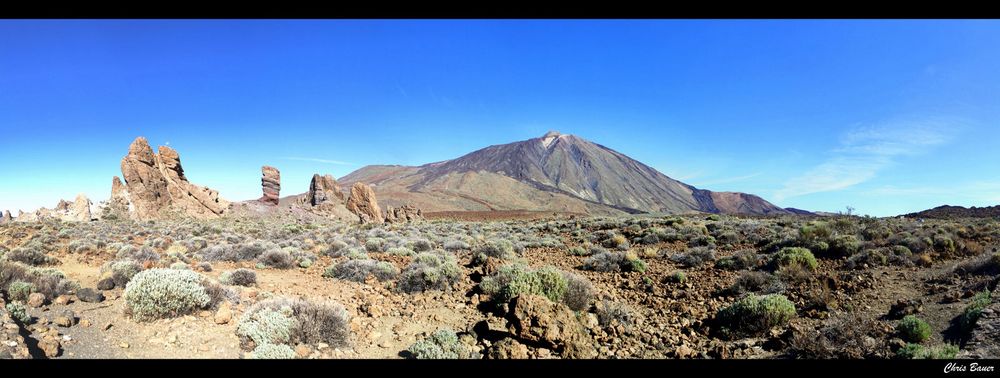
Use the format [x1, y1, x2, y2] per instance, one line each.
[220, 268, 257, 287]
[896, 343, 959, 359]
[406, 329, 476, 359]
[246, 343, 297, 359]
[669, 247, 716, 268]
[124, 269, 215, 321]
[771, 247, 817, 271]
[398, 252, 463, 293]
[896, 315, 931, 343]
[236, 297, 351, 350]
[959, 290, 992, 334]
[717, 294, 796, 337]
[257, 248, 295, 269]
[323, 259, 398, 283]
[6, 281, 34, 302]
[5, 302, 30, 324]
[480, 264, 567, 305]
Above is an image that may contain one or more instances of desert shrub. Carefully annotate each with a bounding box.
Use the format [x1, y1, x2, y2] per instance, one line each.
[387, 247, 414, 256]
[442, 240, 470, 252]
[117, 246, 160, 263]
[406, 329, 476, 359]
[959, 290, 992, 334]
[398, 251, 462, 293]
[410, 239, 433, 252]
[257, 248, 295, 269]
[596, 299, 637, 329]
[716, 231, 740, 246]
[896, 315, 931, 343]
[323, 240, 349, 256]
[825, 235, 861, 257]
[687, 235, 716, 248]
[246, 343, 297, 359]
[480, 264, 567, 304]
[844, 249, 888, 270]
[583, 250, 646, 273]
[5, 302, 30, 324]
[197, 262, 213, 272]
[933, 235, 956, 255]
[562, 272, 594, 311]
[5, 247, 54, 266]
[665, 271, 687, 284]
[365, 238, 386, 252]
[771, 247, 817, 271]
[124, 269, 212, 321]
[715, 250, 761, 271]
[237, 305, 296, 347]
[954, 253, 1000, 276]
[323, 259, 398, 283]
[670, 247, 716, 268]
[568, 246, 588, 256]
[472, 239, 517, 265]
[790, 313, 886, 358]
[896, 343, 959, 359]
[6, 281, 34, 302]
[220, 268, 257, 287]
[169, 262, 189, 270]
[67, 240, 95, 254]
[717, 294, 796, 337]
[0, 260, 76, 300]
[110, 260, 142, 287]
[237, 297, 351, 349]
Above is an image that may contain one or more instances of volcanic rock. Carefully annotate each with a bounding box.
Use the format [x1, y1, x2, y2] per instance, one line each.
[506, 295, 597, 359]
[346, 182, 383, 224]
[119, 137, 229, 219]
[384, 204, 423, 223]
[69, 193, 92, 222]
[303, 174, 344, 206]
[260, 166, 280, 205]
[0, 210, 10, 223]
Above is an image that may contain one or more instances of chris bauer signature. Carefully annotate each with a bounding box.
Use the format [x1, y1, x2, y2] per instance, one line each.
[944, 362, 995, 373]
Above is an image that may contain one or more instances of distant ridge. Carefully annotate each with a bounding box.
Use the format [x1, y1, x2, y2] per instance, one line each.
[904, 205, 1000, 219]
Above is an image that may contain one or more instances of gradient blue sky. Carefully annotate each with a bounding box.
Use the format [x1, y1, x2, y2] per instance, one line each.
[2, 20, 998, 216]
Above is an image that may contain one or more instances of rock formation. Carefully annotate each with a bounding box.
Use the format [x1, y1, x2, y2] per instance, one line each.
[260, 166, 280, 205]
[302, 174, 344, 206]
[69, 193, 92, 222]
[506, 295, 597, 359]
[346, 182, 383, 224]
[0, 210, 11, 223]
[384, 204, 423, 223]
[119, 137, 229, 219]
[103, 176, 133, 219]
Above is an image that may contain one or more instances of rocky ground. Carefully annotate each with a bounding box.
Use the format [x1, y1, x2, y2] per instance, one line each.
[0, 213, 998, 359]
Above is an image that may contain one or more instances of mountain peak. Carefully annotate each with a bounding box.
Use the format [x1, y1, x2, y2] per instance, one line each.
[542, 130, 562, 138]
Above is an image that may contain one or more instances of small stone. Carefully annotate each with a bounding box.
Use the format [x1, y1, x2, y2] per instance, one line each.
[97, 277, 115, 291]
[80, 319, 92, 328]
[54, 312, 76, 328]
[54, 295, 72, 305]
[199, 311, 212, 318]
[40, 340, 61, 358]
[214, 302, 232, 325]
[295, 344, 312, 358]
[62, 335, 72, 342]
[317, 343, 329, 350]
[27, 293, 46, 308]
[104, 322, 114, 331]
[76, 288, 105, 303]
[120, 342, 130, 348]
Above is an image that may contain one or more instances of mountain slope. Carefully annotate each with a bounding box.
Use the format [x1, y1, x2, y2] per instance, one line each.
[340, 131, 788, 215]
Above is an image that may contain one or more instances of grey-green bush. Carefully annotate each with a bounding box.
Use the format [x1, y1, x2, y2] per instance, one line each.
[406, 329, 476, 359]
[717, 294, 796, 337]
[124, 269, 212, 321]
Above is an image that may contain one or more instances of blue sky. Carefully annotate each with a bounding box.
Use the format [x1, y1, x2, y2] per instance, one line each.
[1, 20, 998, 216]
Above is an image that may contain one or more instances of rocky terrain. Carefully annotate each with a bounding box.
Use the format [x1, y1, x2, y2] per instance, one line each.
[1, 210, 998, 359]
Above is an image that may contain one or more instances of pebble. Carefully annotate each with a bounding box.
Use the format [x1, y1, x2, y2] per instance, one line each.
[80, 319, 92, 328]
[119, 342, 130, 348]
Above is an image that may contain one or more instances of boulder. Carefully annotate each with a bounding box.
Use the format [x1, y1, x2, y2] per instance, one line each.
[486, 337, 531, 359]
[506, 295, 597, 359]
[260, 166, 280, 205]
[346, 182, 384, 224]
[27, 293, 46, 308]
[384, 204, 423, 223]
[119, 137, 229, 220]
[303, 174, 344, 206]
[76, 288, 104, 303]
[69, 193, 92, 222]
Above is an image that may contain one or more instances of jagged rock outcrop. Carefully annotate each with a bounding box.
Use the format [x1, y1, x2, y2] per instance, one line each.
[302, 174, 344, 206]
[506, 295, 597, 359]
[119, 137, 229, 219]
[346, 182, 383, 224]
[260, 166, 280, 205]
[14, 195, 92, 222]
[0, 210, 11, 223]
[103, 176, 133, 219]
[384, 204, 423, 223]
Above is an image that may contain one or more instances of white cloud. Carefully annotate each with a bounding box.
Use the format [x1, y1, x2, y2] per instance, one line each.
[280, 157, 354, 165]
[774, 117, 963, 201]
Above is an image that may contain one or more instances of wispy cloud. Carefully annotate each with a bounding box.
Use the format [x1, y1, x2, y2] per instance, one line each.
[280, 157, 354, 165]
[774, 117, 964, 201]
[692, 172, 763, 187]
